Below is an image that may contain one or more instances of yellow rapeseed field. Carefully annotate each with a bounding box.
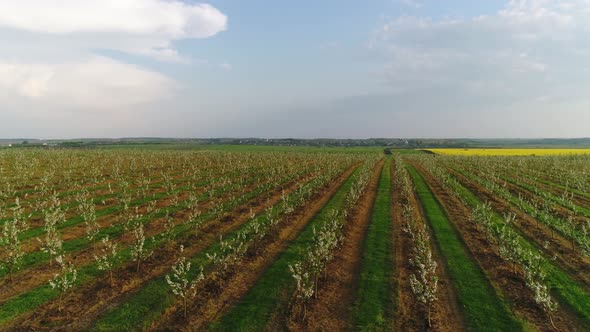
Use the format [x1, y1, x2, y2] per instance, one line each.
[424, 148, 590, 156]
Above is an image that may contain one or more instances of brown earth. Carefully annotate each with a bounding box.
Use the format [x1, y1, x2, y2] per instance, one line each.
[148, 164, 360, 331]
[9, 167, 189, 229]
[412, 161, 580, 332]
[500, 177, 589, 226]
[0, 172, 267, 303]
[285, 159, 384, 331]
[470, 167, 590, 226]
[448, 168, 590, 288]
[515, 171, 590, 208]
[530, 173, 590, 200]
[4, 169, 320, 331]
[0, 168, 278, 301]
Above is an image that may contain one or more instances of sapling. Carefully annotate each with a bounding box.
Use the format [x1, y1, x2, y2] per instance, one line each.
[403, 202, 439, 328]
[39, 203, 64, 267]
[0, 218, 25, 282]
[49, 255, 77, 313]
[94, 236, 118, 286]
[76, 190, 99, 243]
[130, 222, 151, 272]
[289, 262, 315, 320]
[162, 211, 175, 241]
[165, 245, 204, 318]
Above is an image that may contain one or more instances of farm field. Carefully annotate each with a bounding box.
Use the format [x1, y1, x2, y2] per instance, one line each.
[1, 146, 589, 331]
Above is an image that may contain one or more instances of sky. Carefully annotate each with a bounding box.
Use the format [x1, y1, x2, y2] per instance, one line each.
[0, 0, 589, 139]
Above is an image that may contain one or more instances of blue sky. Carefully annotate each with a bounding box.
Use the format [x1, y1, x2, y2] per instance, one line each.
[0, 0, 589, 138]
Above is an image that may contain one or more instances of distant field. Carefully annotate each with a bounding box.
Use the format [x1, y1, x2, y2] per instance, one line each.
[425, 148, 590, 156]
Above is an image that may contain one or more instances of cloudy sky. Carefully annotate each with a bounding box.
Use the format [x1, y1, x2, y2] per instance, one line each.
[0, 0, 589, 139]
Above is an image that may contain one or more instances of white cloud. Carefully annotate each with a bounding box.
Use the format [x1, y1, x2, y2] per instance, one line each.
[0, 56, 176, 108]
[0, 1, 227, 62]
[0, 1, 226, 124]
[372, 0, 590, 102]
[0, 1, 227, 37]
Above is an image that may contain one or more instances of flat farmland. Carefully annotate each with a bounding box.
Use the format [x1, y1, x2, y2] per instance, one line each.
[1, 146, 589, 331]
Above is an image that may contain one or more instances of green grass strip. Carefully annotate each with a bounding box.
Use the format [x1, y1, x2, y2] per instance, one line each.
[353, 157, 393, 331]
[446, 171, 590, 328]
[455, 167, 589, 260]
[517, 171, 590, 198]
[0, 179, 214, 280]
[498, 174, 590, 218]
[0, 172, 303, 327]
[91, 167, 345, 331]
[406, 165, 522, 331]
[0, 166, 281, 280]
[210, 168, 361, 331]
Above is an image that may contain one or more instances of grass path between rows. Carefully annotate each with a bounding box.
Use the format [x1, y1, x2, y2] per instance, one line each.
[447, 170, 590, 329]
[0, 170, 302, 328]
[209, 168, 361, 331]
[352, 157, 394, 331]
[407, 164, 522, 331]
[88, 167, 329, 331]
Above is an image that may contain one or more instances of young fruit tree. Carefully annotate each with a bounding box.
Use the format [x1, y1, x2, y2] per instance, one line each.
[409, 249, 438, 328]
[49, 255, 78, 313]
[288, 261, 315, 320]
[130, 222, 151, 272]
[162, 211, 175, 242]
[404, 212, 438, 328]
[38, 215, 64, 268]
[165, 245, 205, 318]
[94, 236, 119, 286]
[76, 190, 99, 243]
[0, 218, 25, 282]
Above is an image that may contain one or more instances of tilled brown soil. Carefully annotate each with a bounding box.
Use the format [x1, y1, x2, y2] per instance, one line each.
[5, 171, 320, 331]
[401, 161, 464, 332]
[413, 162, 580, 331]
[285, 159, 384, 331]
[449, 168, 590, 289]
[515, 171, 590, 203]
[148, 164, 360, 331]
[515, 172, 590, 208]
[10, 168, 190, 232]
[475, 169, 590, 226]
[0, 165, 284, 305]
[0, 173, 273, 305]
[501, 178, 589, 226]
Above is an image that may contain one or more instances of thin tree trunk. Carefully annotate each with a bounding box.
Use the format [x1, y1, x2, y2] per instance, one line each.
[548, 312, 559, 332]
[427, 303, 432, 328]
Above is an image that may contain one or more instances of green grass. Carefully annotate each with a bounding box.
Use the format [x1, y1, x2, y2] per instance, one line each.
[91, 166, 355, 331]
[352, 158, 393, 331]
[0, 177, 214, 280]
[447, 170, 590, 328]
[0, 164, 284, 280]
[498, 174, 590, 218]
[406, 164, 522, 331]
[210, 168, 361, 331]
[519, 172, 590, 198]
[0, 171, 305, 327]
